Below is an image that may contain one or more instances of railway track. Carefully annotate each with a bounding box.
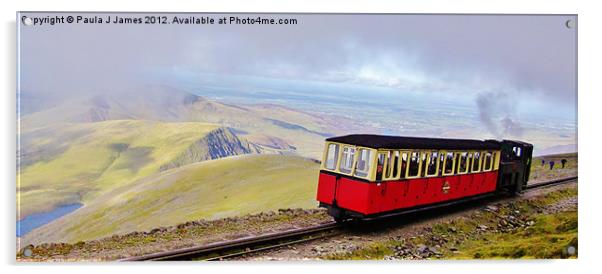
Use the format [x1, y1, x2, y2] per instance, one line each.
[120, 176, 577, 261]
[525, 176, 578, 190]
[119, 222, 341, 261]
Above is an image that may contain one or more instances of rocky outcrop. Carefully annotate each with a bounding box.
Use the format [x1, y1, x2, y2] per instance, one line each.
[159, 127, 262, 171]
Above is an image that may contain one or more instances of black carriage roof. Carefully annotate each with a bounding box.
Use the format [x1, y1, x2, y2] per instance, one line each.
[326, 134, 500, 150]
[502, 139, 534, 148]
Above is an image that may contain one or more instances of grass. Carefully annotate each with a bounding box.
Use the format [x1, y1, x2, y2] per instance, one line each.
[18, 120, 221, 218]
[451, 211, 577, 259]
[18, 95, 338, 219]
[439, 188, 578, 259]
[18, 98, 334, 246]
[529, 152, 578, 182]
[326, 241, 397, 260]
[325, 186, 577, 260]
[22, 154, 320, 244]
[18, 208, 329, 261]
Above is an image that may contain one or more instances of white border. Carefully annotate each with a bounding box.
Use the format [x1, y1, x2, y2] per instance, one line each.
[2, 1, 599, 274]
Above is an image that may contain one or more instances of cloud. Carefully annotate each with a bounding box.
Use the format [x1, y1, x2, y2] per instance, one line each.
[19, 13, 576, 107]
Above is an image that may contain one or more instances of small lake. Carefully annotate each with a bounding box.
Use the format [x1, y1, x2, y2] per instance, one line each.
[17, 203, 83, 237]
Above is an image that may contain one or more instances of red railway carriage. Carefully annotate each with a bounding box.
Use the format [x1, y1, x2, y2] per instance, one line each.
[316, 134, 532, 221]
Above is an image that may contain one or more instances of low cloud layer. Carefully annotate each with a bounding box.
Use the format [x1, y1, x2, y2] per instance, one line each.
[19, 13, 576, 103]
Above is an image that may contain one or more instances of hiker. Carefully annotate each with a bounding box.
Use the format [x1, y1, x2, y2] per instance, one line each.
[541, 159, 545, 167]
[549, 160, 555, 170]
[561, 159, 567, 168]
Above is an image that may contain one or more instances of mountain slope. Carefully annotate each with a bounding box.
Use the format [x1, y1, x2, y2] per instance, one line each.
[18, 120, 259, 219]
[18, 86, 353, 243]
[22, 154, 320, 245]
[20, 86, 358, 159]
[159, 127, 262, 171]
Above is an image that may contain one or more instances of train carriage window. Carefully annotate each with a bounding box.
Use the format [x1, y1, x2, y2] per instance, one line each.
[439, 152, 446, 175]
[354, 148, 373, 178]
[471, 151, 482, 172]
[443, 152, 455, 175]
[483, 151, 493, 171]
[375, 152, 387, 181]
[399, 151, 409, 179]
[407, 151, 423, 178]
[457, 152, 469, 174]
[493, 151, 500, 170]
[513, 147, 522, 158]
[324, 143, 339, 170]
[385, 150, 400, 180]
[467, 152, 473, 172]
[392, 151, 400, 178]
[425, 151, 439, 177]
[339, 146, 356, 174]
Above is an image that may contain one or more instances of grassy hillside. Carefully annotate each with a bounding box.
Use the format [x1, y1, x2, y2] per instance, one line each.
[22, 154, 320, 245]
[18, 120, 258, 219]
[17, 86, 360, 246]
[530, 152, 577, 183]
